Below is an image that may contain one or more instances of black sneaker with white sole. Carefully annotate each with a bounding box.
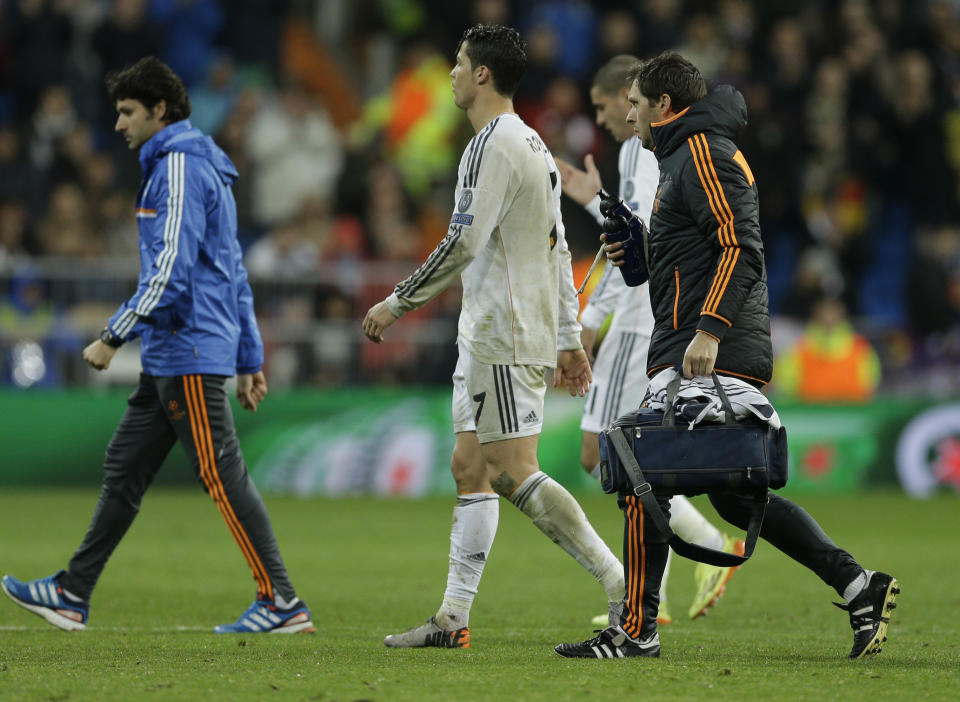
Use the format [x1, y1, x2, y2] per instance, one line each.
[834, 571, 900, 659]
[555, 627, 660, 659]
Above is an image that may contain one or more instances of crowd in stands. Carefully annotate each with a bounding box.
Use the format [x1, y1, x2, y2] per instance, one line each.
[0, 0, 958, 396]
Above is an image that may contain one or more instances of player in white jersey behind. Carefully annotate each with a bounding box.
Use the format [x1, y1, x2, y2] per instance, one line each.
[363, 24, 625, 648]
[555, 55, 744, 623]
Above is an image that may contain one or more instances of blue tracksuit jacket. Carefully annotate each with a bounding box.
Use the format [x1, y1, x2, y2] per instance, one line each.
[107, 120, 263, 376]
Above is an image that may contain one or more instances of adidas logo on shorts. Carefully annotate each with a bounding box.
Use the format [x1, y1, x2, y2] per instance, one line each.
[523, 411, 538, 424]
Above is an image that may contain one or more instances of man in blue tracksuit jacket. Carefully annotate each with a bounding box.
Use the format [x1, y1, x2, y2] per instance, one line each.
[1, 58, 314, 635]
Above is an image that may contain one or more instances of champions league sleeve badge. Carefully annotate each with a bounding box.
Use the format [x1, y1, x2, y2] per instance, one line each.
[452, 189, 474, 226]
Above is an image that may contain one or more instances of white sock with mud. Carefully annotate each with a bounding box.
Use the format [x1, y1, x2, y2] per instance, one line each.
[669, 495, 724, 550]
[659, 549, 673, 609]
[510, 472, 624, 602]
[436, 493, 499, 630]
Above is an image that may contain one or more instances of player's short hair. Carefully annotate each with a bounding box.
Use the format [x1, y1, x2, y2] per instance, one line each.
[592, 55, 640, 96]
[629, 51, 707, 111]
[459, 24, 527, 98]
[105, 57, 191, 124]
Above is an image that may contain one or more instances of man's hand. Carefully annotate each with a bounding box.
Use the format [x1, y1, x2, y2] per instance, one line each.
[237, 371, 268, 412]
[362, 300, 398, 343]
[601, 233, 626, 267]
[554, 348, 592, 397]
[682, 331, 719, 378]
[554, 155, 602, 206]
[82, 339, 118, 371]
[580, 326, 599, 364]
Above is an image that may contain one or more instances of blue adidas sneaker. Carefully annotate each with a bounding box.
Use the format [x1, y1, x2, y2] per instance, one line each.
[2, 570, 89, 631]
[214, 597, 315, 634]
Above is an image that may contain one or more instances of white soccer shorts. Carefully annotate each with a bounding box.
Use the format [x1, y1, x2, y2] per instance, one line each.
[580, 330, 651, 434]
[452, 341, 546, 444]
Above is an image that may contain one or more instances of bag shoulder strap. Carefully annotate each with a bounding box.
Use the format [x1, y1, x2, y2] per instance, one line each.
[608, 427, 764, 567]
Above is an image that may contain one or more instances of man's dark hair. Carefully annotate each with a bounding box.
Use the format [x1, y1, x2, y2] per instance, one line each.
[629, 51, 706, 111]
[459, 24, 527, 98]
[592, 55, 640, 96]
[105, 57, 191, 123]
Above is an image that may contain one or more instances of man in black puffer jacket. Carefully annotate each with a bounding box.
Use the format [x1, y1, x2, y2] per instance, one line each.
[555, 52, 898, 662]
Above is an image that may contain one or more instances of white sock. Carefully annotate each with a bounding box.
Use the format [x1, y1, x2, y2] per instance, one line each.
[843, 570, 870, 602]
[436, 492, 499, 629]
[510, 472, 624, 602]
[669, 495, 724, 550]
[60, 588, 86, 604]
[273, 594, 300, 609]
[659, 549, 673, 607]
[589, 464, 602, 480]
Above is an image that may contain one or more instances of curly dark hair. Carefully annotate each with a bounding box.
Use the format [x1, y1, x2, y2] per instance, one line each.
[459, 24, 527, 98]
[629, 51, 707, 111]
[105, 57, 191, 124]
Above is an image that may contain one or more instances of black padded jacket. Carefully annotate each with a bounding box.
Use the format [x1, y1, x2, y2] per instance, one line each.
[644, 85, 772, 387]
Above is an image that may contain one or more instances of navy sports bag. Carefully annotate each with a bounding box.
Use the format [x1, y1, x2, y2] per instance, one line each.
[597, 371, 788, 566]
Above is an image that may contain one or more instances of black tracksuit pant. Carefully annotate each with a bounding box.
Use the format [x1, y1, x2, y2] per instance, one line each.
[61, 373, 296, 603]
[618, 491, 864, 641]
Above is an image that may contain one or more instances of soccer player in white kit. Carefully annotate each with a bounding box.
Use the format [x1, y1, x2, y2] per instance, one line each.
[555, 55, 744, 622]
[363, 24, 625, 648]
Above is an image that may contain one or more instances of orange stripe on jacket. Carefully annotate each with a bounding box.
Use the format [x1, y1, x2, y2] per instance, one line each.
[185, 375, 273, 599]
[690, 134, 740, 315]
[692, 134, 735, 311]
[732, 150, 755, 186]
[698, 134, 740, 309]
[688, 137, 731, 313]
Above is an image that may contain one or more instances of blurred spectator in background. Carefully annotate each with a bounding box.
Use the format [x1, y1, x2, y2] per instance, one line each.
[28, 85, 77, 175]
[522, 0, 597, 82]
[245, 77, 344, 227]
[0, 126, 42, 212]
[775, 296, 881, 403]
[36, 182, 102, 258]
[5, 0, 74, 119]
[0, 201, 38, 271]
[92, 0, 161, 77]
[245, 218, 320, 279]
[351, 39, 465, 198]
[907, 225, 960, 337]
[188, 53, 242, 137]
[675, 12, 728, 81]
[147, 0, 223, 89]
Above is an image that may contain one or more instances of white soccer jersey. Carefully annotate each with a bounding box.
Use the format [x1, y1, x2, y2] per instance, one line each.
[579, 137, 659, 432]
[580, 138, 658, 337]
[386, 113, 581, 367]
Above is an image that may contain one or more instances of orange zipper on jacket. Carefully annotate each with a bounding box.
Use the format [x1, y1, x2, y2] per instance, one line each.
[673, 266, 680, 330]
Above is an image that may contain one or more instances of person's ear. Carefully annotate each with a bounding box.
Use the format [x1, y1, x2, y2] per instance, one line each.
[152, 99, 167, 123]
[475, 64, 491, 85]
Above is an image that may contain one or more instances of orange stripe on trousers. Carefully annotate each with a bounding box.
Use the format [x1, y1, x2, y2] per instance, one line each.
[183, 375, 267, 596]
[190, 375, 273, 599]
[184, 375, 273, 599]
[624, 496, 646, 639]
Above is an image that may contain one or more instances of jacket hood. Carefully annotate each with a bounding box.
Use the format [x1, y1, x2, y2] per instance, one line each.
[139, 119, 239, 185]
[650, 85, 747, 160]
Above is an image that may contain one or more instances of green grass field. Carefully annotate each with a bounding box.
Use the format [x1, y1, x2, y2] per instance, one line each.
[0, 489, 957, 701]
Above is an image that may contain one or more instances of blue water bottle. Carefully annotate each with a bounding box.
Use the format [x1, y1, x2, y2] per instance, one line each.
[598, 190, 648, 287]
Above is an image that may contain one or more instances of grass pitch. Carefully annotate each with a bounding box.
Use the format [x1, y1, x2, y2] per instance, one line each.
[0, 489, 957, 701]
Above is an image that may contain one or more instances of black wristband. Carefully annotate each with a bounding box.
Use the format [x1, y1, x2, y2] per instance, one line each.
[99, 326, 124, 348]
